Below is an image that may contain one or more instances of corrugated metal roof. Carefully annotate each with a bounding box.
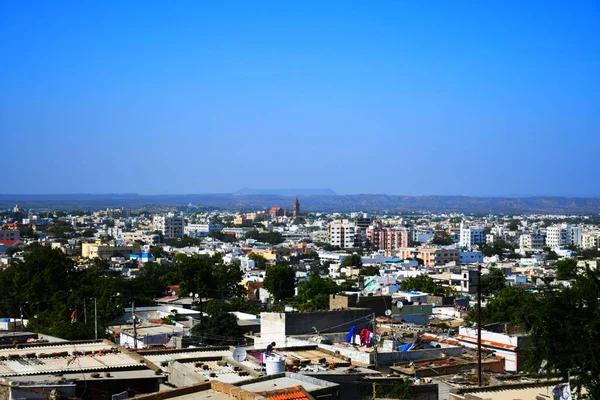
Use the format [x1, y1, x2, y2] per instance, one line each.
[142, 349, 233, 364]
[0, 343, 142, 376]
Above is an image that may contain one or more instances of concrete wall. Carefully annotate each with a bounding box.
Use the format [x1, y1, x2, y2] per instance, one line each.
[259, 310, 372, 347]
[168, 360, 207, 387]
[329, 294, 392, 317]
[427, 295, 455, 306]
[377, 346, 463, 364]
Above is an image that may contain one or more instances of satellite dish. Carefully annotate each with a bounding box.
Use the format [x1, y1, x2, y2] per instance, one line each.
[195, 293, 200, 299]
[189, 292, 193, 298]
[385, 309, 392, 317]
[396, 301, 404, 309]
[232, 347, 247, 362]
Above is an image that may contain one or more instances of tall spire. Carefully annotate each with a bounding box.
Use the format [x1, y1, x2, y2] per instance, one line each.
[293, 196, 300, 217]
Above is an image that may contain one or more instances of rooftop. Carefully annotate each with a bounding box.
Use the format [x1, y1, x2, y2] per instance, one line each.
[0, 341, 145, 377]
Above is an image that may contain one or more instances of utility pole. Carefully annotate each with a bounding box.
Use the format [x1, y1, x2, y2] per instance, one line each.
[132, 300, 138, 350]
[372, 313, 378, 368]
[94, 298, 98, 340]
[477, 264, 482, 387]
[200, 298, 204, 346]
[83, 299, 87, 324]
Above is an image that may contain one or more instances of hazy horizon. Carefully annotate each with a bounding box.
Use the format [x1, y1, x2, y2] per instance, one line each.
[1, 190, 600, 199]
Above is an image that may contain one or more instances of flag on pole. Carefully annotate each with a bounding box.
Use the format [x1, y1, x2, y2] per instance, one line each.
[70, 310, 77, 324]
[552, 383, 572, 400]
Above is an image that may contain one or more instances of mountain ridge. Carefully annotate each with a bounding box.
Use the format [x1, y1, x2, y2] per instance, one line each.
[1, 193, 600, 213]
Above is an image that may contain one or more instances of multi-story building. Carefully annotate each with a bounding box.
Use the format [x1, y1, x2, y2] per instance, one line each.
[0, 230, 20, 241]
[459, 224, 486, 248]
[459, 250, 484, 264]
[82, 240, 141, 259]
[395, 247, 460, 266]
[519, 233, 545, 249]
[328, 219, 358, 249]
[269, 207, 285, 218]
[581, 233, 599, 249]
[184, 223, 223, 237]
[311, 230, 329, 244]
[546, 224, 581, 248]
[570, 226, 582, 247]
[152, 214, 184, 239]
[366, 222, 411, 250]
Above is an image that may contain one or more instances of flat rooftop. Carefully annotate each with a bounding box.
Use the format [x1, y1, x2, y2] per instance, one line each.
[178, 360, 254, 384]
[240, 376, 328, 393]
[0, 341, 144, 377]
[140, 348, 234, 365]
[3, 369, 163, 383]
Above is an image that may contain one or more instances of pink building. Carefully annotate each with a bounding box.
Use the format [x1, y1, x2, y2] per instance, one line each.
[366, 222, 411, 250]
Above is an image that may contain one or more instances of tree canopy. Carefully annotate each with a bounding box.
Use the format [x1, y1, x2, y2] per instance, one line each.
[358, 266, 379, 277]
[553, 257, 578, 280]
[249, 253, 268, 270]
[523, 267, 600, 398]
[295, 273, 339, 310]
[341, 254, 362, 268]
[244, 230, 284, 245]
[0, 245, 245, 341]
[400, 274, 448, 296]
[480, 267, 507, 296]
[431, 231, 453, 245]
[263, 265, 296, 301]
[190, 310, 244, 345]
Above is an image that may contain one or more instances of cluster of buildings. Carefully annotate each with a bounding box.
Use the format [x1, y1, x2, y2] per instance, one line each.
[0, 203, 596, 398]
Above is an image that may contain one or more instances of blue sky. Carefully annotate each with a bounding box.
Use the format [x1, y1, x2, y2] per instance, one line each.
[1, 1, 599, 196]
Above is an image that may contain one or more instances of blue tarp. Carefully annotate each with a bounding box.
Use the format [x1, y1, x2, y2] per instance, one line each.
[346, 325, 356, 343]
[399, 343, 414, 352]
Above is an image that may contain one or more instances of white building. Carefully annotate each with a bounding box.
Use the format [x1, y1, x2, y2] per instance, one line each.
[328, 219, 359, 249]
[459, 224, 485, 248]
[519, 233, 545, 249]
[546, 225, 581, 249]
[581, 233, 599, 249]
[184, 223, 223, 237]
[152, 214, 185, 239]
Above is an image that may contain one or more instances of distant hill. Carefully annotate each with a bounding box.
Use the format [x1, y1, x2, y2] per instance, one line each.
[1, 193, 600, 214]
[233, 188, 337, 196]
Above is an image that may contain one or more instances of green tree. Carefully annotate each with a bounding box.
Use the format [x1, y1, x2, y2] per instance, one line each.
[358, 266, 379, 277]
[523, 267, 600, 398]
[431, 231, 453, 245]
[209, 230, 237, 243]
[341, 254, 362, 268]
[400, 274, 445, 296]
[480, 267, 506, 296]
[546, 250, 559, 261]
[479, 239, 512, 258]
[467, 286, 536, 330]
[506, 219, 520, 231]
[293, 217, 306, 225]
[554, 258, 578, 280]
[263, 265, 296, 301]
[296, 274, 339, 310]
[249, 253, 268, 270]
[150, 246, 167, 260]
[191, 310, 244, 345]
[19, 226, 37, 238]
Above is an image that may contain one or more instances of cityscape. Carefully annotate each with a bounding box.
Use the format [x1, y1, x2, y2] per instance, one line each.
[1, 1, 599, 400]
[0, 196, 598, 399]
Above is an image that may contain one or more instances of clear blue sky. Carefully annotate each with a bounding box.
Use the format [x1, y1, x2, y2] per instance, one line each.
[1, 1, 599, 196]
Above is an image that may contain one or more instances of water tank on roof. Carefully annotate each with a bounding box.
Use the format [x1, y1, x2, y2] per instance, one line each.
[265, 356, 285, 375]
